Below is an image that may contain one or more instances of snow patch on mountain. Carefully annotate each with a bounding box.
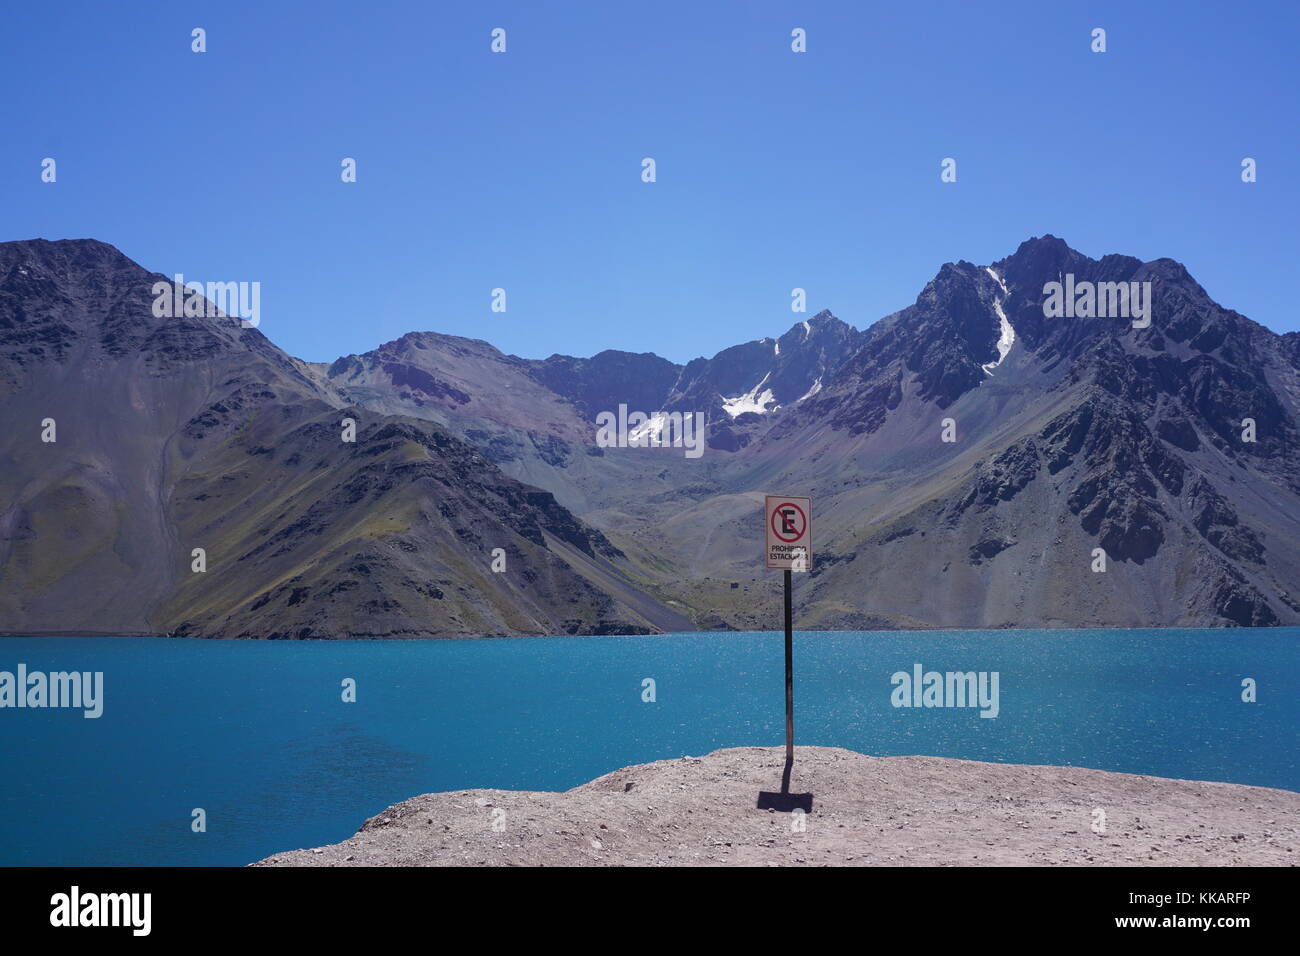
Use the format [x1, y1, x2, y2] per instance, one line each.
[722, 372, 777, 417]
[627, 412, 667, 445]
[798, 376, 823, 402]
[982, 267, 1016, 375]
[986, 266, 1009, 297]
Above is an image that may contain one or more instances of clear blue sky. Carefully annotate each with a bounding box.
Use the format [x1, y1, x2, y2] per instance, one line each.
[3, 0, 1296, 364]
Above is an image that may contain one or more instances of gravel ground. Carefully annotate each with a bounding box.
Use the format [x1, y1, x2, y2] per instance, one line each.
[252, 746, 1298, 866]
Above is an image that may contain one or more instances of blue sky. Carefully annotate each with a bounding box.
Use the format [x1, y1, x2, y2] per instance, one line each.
[3, 0, 1296, 364]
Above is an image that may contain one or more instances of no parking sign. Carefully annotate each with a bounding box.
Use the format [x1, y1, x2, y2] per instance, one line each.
[764, 495, 812, 570]
[761, 493, 812, 776]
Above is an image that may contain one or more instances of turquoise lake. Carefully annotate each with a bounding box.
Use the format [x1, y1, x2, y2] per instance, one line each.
[1, 628, 1296, 866]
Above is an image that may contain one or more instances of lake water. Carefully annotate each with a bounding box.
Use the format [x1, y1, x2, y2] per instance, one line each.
[1, 628, 1295, 866]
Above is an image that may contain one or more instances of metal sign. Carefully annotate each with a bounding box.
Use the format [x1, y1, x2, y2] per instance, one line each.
[761, 493, 812, 784]
[764, 495, 812, 570]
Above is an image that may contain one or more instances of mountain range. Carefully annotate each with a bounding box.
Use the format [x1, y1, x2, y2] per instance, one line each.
[2, 235, 1297, 637]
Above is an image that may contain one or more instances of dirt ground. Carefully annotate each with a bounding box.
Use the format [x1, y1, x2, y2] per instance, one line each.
[252, 746, 1298, 866]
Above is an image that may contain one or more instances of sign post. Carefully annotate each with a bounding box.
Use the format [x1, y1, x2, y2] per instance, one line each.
[764, 495, 812, 768]
[784, 566, 793, 764]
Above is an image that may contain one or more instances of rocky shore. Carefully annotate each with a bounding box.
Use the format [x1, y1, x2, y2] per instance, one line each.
[253, 746, 1298, 866]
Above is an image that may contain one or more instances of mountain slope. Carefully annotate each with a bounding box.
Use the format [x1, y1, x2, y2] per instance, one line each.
[751, 237, 1300, 628]
[0, 239, 691, 638]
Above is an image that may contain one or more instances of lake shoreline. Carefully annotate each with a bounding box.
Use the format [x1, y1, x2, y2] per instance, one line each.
[252, 746, 1300, 867]
[1, 622, 1285, 641]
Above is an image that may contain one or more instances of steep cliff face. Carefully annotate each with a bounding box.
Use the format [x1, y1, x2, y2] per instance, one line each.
[776, 237, 1300, 628]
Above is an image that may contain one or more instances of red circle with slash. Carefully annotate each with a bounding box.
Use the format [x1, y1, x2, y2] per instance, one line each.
[770, 502, 807, 543]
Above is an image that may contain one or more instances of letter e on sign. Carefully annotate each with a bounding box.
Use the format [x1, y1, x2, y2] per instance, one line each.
[765, 495, 812, 570]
